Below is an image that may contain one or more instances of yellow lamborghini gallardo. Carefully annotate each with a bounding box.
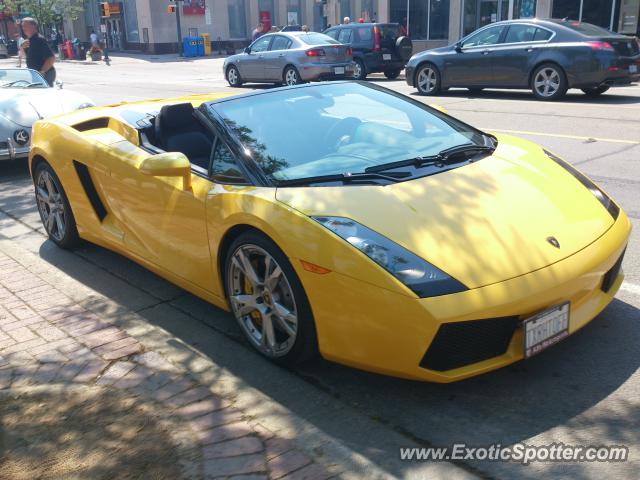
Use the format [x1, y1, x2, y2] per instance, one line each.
[29, 81, 630, 382]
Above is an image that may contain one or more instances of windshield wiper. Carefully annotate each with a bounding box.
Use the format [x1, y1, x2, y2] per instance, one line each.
[275, 171, 410, 187]
[366, 143, 495, 174]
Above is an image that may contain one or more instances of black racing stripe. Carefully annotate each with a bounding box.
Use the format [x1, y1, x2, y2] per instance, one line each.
[73, 161, 107, 221]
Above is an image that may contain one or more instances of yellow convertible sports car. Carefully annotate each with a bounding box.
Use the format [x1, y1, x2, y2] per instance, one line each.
[29, 82, 630, 382]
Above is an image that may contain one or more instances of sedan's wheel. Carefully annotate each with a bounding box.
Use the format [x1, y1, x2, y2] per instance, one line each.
[34, 162, 79, 249]
[384, 69, 401, 80]
[531, 64, 567, 100]
[582, 86, 610, 96]
[353, 59, 367, 80]
[225, 232, 317, 365]
[226, 65, 242, 87]
[416, 63, 441, 95]
[283, 66, 302, 86]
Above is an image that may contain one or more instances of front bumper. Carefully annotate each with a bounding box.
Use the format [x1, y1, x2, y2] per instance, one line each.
[298, 62, 354, 82]
[0, 140, 30, 161]
[405, 65, 415, 87]
[299, 210, 631, 382]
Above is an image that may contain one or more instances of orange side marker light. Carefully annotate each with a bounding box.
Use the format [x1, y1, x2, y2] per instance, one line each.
[300, 260, 331, 274]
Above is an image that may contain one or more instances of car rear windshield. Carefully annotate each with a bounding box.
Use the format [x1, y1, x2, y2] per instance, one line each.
[554, 20, 613, 36]
[298, 33, 339, 45]
[209, 83, 485, 182]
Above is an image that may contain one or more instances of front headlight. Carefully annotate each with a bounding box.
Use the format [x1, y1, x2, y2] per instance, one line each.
[312, 216, 467, 298]
[544, 149, 619, 220]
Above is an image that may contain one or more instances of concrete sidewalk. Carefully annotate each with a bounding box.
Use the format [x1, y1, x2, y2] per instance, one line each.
[0, 239, 333, 479]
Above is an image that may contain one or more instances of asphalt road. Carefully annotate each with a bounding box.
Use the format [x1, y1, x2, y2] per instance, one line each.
[1, 54, 639, 479]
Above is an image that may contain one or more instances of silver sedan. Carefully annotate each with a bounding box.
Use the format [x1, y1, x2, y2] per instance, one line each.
[224, 32, 354, 87]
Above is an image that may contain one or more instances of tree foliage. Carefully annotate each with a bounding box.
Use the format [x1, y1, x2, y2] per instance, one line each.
[0, 0, 84, 28]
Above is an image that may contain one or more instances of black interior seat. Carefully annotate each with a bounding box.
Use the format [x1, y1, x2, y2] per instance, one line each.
[154, 103, 212, 170]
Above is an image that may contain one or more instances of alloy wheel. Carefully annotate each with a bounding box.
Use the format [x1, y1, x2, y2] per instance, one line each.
[228, 244, 298, 357]
[285, 68, 299, 86]
[533, 67, 561, 98]
[36, 170, 66, 242]
[417, 67, 437, 94]
[227, 67, 239, 86]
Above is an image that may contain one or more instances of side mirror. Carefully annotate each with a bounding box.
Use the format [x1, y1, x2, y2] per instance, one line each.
[244, 46, 251, 54]
[139, 152, 192, 190]
[454, 42, 462, 53]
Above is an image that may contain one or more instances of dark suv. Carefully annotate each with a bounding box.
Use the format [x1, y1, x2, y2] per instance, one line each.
[324, 23, 412, 80]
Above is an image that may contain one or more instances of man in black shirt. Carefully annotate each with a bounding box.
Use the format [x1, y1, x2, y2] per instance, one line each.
[20, 17, 56, 86]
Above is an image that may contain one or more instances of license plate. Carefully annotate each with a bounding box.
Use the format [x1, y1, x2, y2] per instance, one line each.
[630, 64, 638, 73]
[383, 54, 391, 60]
[524, 302, 570, 358]
[334, 66, 345, 74]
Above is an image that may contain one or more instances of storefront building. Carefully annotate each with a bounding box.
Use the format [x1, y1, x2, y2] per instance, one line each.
[62, 0, 640, 54]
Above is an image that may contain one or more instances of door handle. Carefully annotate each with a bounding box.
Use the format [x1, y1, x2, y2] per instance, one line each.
[482, 49, 490, 55]
[525, 46, 534, 52]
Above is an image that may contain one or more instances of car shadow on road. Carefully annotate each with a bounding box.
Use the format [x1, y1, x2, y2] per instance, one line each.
[409, 87, 640, 105]
[32, 230, 640, 478]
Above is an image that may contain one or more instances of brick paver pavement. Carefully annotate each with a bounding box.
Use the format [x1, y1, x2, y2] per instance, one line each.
[0, 249, 333, 479]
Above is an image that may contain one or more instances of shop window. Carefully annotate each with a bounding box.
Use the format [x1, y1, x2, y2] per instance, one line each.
[228, 0, 247, 38]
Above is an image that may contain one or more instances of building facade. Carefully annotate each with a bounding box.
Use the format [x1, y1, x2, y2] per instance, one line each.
[63, 0, 640, 53]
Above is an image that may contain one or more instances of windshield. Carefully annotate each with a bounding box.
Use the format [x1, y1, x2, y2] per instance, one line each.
[0, 69, 49, 88]
[298, 33, 339, 45]
[551, 20, 613, 36]
[209, 83, 485, 182]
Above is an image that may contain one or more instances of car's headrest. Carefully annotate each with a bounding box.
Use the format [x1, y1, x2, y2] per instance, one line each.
[157, 102, 196, 130]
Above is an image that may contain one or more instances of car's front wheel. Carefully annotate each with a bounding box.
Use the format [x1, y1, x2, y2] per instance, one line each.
[415, 63, 441, 95]
[581, 86, 610, 96]
[353, 59, 367, 80]
[34, 162, 79, 249]
[226, 65, 243, 87]
[531, 63, 567, 101]
[225, 232, 317, 365]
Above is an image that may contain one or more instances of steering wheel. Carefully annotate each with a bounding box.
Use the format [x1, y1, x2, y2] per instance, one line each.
[323, 117, 362, 151]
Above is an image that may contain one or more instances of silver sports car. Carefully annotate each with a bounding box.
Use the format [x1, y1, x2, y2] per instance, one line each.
[0, 68, 94, 161]
[224, 31, 354, 87]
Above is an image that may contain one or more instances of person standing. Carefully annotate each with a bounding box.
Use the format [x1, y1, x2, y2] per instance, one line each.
[90, 30, 99, 48]
[20, 17, 56, 86]
[251, 23, 263, 41]
[343, 16, 351, 24]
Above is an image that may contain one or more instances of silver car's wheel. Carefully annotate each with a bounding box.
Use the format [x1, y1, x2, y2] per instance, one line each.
[416, 64, 440, 95]
[34, 163, 79, 249]
[284, 66, 301, 86]
[228, 244, 299, 358]
[353, 59, 366, 80]
[226, 65, 242, 87]
[531, 64, 567, 101]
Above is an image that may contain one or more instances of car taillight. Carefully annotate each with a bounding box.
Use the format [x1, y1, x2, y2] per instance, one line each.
[306, 48, 325, 57]
[373, 25, 380, 52]
[346, 47, 352, 56]
[586, 41, 614, 51]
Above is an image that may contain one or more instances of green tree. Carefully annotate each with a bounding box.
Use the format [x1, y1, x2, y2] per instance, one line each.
[0, 0, 84, 29]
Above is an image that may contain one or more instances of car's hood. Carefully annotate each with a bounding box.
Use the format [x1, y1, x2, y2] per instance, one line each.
[0, 88, 92, 128]
[276, 135, 615, 289]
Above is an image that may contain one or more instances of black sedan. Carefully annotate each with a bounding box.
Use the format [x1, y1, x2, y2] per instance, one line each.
[405, 19, 640, 100]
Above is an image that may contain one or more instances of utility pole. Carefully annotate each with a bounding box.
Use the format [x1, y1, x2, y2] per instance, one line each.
[175, 0, 183, 56]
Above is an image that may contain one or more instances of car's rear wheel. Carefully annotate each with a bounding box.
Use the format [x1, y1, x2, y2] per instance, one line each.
[283, 66, 302, 86]
[531, 63, 567, 101]
[581, 86, 610, 96]
[415, 63, 441, 95]
[225, 232, 317, 365]
[34, 162, 79, 249]
[226, 65, 243, 87]
[384, 69, 401, 80]
[353, 59, 367, 80]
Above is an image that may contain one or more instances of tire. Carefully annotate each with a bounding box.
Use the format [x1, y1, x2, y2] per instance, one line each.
[384, 69, 401, 80]
[415, 63, 442, 96]
[226, 65, 243, 87]
[353, 58, 367, 80]
[581, 86, 610, 96]
[34, 162, 80, 249]
[395, 36, 413, 62]
[283, 66, 302, 86]
[531, 63, 568, 101]
[224, 231, 318, 366]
